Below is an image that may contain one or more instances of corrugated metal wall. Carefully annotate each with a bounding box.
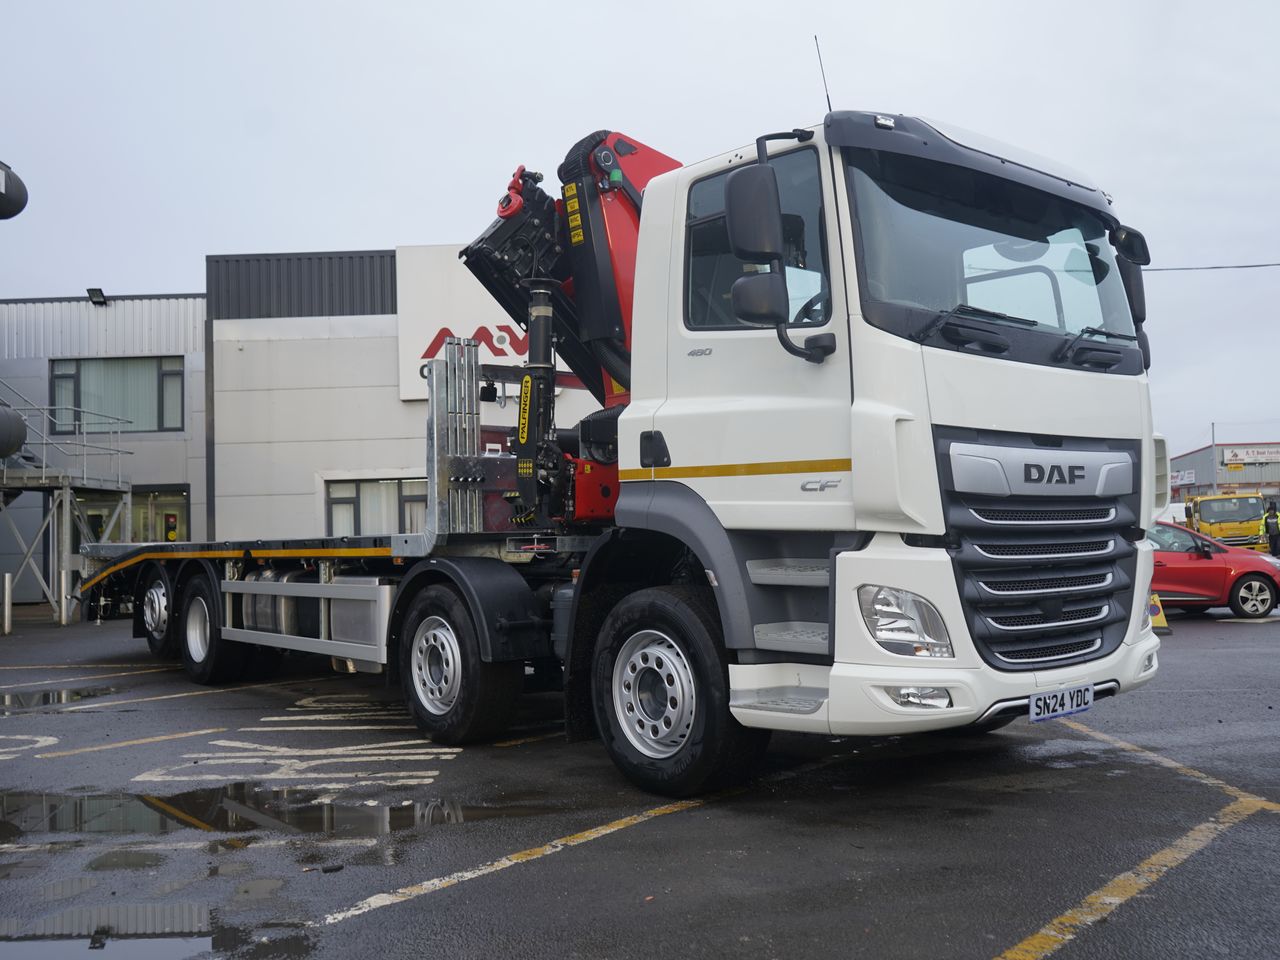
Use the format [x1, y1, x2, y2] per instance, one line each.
[0, 296, 205, 359]
[206, 250, 396, 320]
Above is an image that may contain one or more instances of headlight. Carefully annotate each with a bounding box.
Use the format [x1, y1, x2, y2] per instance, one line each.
[857, 585, 953, 658]
[1140, 601, 1152, 633]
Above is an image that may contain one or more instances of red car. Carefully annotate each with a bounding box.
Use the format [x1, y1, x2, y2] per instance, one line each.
[1149, 521, 1280, 618]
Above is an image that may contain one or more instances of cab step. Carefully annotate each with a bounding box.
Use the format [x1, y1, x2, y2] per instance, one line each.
[745, 558, 831, 587]
[730, 686, 828, 715]
[753, 621, 829, 655]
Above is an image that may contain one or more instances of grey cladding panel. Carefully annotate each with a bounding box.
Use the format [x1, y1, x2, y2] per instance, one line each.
[206, 250, 396, 320]
[950, 442, 1134, 498]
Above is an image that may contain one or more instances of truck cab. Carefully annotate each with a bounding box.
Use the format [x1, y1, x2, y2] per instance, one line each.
[1187, 493, 1266, 550]
[602, 111, 1163, 752]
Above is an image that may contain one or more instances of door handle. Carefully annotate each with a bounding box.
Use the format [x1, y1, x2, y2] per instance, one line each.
[1153, 560, 1167, 567]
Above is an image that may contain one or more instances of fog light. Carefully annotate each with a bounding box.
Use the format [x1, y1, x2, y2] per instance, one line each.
[884, 686, 952, 709]
[858, 585, 953, 658]
[1142, 651, 1156, 673]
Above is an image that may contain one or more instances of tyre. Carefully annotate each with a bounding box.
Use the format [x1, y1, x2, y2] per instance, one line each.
[138, 564, 178, 659]
[180, 574, 247, 684]
[1228, 574, 1276, 618]
[399, 584, 523, 744]
[591, 585, 770, 797]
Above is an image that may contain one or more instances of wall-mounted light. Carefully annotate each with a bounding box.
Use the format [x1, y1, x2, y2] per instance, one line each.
[86, 288, 107, 306]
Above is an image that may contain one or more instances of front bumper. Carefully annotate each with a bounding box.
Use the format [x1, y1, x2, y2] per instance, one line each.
[729, 534, 1160, 735]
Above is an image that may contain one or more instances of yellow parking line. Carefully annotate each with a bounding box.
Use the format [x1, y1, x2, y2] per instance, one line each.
[996, 798, 1266, 960]
[321, 797, 702, 924]
[0, 667, 177, 690]
[60, 676, 337, 712]
[1060, 718, 1280, 810]
[35, 728, 226, 758]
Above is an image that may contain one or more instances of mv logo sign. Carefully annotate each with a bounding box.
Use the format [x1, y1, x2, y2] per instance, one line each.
[1024, 463, 1086, 485]
[422, 325, 529, 360]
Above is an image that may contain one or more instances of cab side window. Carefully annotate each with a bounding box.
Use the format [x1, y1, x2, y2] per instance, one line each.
[684, 148, 830, 330]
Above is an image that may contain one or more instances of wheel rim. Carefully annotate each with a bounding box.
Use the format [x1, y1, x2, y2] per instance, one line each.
[410, 615, 462, 715]
[1238, 580, 1272, 615]
[142, 580, 168, 639]
[612, 629, 697, 760]
[186, 595, 210, 663]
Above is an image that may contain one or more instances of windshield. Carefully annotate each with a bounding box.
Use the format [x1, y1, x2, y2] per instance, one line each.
[845, 148, 1137, 362]
[1197, 497, 1263, 523]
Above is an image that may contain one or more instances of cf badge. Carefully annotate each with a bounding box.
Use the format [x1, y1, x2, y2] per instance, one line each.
[801, 479, 842, 492]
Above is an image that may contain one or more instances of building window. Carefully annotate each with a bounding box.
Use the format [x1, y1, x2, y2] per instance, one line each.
[49, 356, 184, 434]
[325, 479, 429, 537]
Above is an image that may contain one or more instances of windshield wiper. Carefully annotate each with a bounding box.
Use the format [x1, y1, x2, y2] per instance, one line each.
[1053, 326, 1139, 362]
[912, 303, 1039, 342]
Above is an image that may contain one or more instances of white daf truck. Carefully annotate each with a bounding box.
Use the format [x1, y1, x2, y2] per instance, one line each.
[81, 111, 1167, 796]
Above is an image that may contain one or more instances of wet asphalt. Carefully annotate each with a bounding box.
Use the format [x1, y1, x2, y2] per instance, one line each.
[0, 609, 1275, 959]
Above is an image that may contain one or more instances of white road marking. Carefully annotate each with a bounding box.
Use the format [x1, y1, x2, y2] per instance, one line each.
[0, 667, 177, 690]
[131, 738, 459, 784]
[61, 676, 338, 711]
[0, 735, 59, 760]
[238, 726, 416, 732]
[0, 837, 378, 855]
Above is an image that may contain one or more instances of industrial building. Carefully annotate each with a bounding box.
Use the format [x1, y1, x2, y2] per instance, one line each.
[0, 245, 599, 609]
[1169, 442, 1280, 502]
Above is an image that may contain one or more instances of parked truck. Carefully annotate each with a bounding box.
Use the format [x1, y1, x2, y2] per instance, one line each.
[80, 111, 1166, 796]
[1186, 492, 1267, 550]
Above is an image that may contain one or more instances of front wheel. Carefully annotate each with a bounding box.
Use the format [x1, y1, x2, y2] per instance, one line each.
[399, 584, 522, 744]
[1228, 574, 1276, 618]
[592, 586, 770, 797]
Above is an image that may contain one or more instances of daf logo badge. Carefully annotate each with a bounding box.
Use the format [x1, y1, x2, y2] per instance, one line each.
[1024, 464, 1086, 485]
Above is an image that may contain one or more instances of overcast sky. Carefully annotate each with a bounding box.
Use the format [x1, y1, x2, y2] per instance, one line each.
[2, 0, 1277, 456]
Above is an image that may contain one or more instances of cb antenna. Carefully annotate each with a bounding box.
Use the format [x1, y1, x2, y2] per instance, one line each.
[814, 35, 833, 113]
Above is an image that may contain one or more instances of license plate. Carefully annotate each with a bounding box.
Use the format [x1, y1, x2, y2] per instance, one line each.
[1029, 682, 1093, 723]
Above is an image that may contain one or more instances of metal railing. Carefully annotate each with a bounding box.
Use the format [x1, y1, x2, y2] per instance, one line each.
[0, 376, 133, 486]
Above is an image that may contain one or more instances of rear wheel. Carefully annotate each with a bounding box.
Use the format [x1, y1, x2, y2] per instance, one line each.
[180, 574, 247, 684]
[1228, 574, 1276, 618]
[592, 585, 770, 797]
[399, 584, 522, 743]
[138, 565, 177, 659]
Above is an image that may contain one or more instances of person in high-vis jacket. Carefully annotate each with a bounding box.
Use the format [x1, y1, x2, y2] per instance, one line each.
[1263, 503, 1280, 556]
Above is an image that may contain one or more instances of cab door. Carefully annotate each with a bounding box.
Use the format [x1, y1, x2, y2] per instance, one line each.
[644, 139, 855, 532]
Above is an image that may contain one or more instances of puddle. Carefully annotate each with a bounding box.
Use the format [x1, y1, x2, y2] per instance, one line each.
[209, 862, 250, 877]
[0, 902, 311, 957]
[0, 687, 116, 715]
[0, 783, 557, 839]
[234, 877, 284, 900]
[0, 859, 43, 879]
[88, 850, 165, 871]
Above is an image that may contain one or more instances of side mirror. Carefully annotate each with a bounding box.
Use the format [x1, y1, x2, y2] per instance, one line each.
[0, 162, 29, 220]
[1110, 226, 1150, 266]
[730, 271, 789, 325]
[1196, 538, 1215, 556]
[1115, 255, 1146, 325]
[724, 165, 785, 264]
